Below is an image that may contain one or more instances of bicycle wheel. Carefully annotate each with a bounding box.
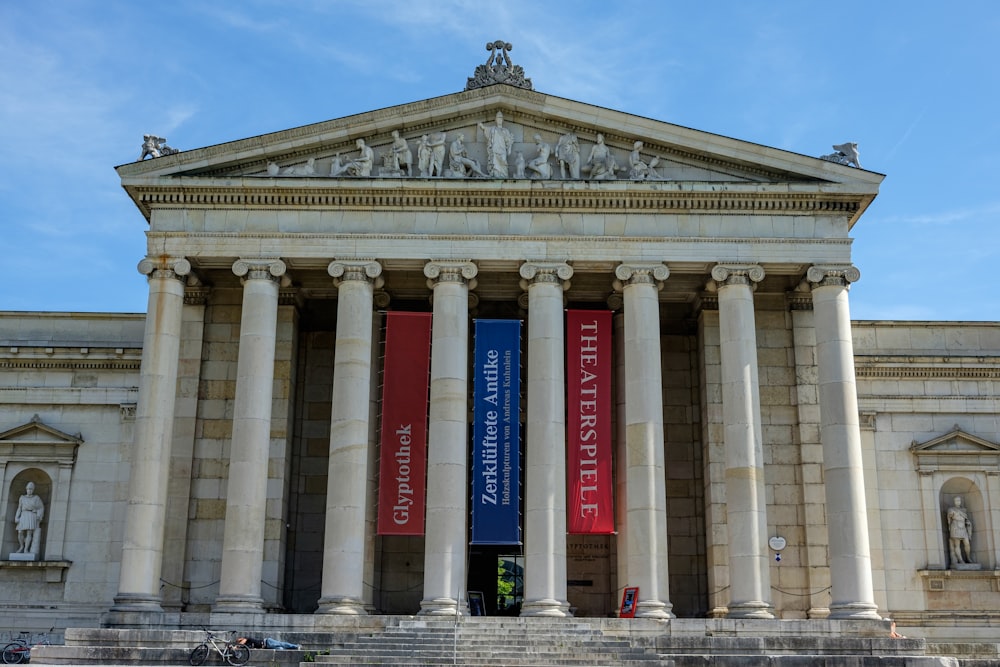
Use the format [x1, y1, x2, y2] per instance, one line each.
[227, 643, 250, 666]
[188, 644, 209, 666]
[1, 644, 25, 665]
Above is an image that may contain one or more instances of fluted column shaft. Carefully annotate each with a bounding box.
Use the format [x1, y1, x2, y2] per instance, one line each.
[615, 263, 673, 619]
[713, 264, 774, 619]
[420, 261, 477, 615]
[215, 258, 286, 612]
[317, 260, 383, 614]
[808, 265, 880, 619]
[520, 262, 573, 617]
[113, 256, 190, 611]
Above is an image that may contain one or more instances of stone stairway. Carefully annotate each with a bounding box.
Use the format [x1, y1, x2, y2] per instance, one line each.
[28, 616, 996, 666]
[314, 617, 664, 666]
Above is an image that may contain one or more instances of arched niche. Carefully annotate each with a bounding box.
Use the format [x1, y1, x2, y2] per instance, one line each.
[912, 426, 1000, 571]
[0, 414, 81, 564]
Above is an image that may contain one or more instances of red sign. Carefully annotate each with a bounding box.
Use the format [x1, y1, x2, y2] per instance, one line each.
[377, 312, 432, 535]
[566, 310, 614, 534]
[620, 586, 639, 618]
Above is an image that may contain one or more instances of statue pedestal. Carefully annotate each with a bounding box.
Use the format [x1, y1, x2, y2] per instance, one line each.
[953, 563, 982, 571]
[8, 552, 38, 561]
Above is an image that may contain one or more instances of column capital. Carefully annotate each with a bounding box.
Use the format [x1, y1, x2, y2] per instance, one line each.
[137, 256, 190, 281]
[807, 264, 861, 289]
[614, 263, 669, 290]
[232, 258, 289, 284]
[711, 263, 765, 287]
[519, 261, 573, 290]
[424, 260, 478, 289]
[327, 259, 384, 289]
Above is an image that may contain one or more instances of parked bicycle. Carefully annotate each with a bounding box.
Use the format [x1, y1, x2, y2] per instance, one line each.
[1, 629, 52, 664]
[189, 630, 250, 666]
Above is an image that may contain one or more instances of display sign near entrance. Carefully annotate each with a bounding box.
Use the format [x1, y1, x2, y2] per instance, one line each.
[566, 310, 614, 534]
[620, 586, 639, 618]
[377, 312, 432, 535]
[471, 319, 522, 545]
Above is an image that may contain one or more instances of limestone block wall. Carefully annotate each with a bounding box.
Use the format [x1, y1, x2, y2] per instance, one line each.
[854, 321, 1000, 637]
[0, 313, 144, 630]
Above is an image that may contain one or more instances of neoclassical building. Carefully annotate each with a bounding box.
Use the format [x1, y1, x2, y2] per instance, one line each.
[2, 51, 999, 641]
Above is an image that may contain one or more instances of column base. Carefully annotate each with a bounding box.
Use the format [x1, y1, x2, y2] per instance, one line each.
[635, 599, 675, 619]
[727, 601, 775, 619]
[828, 602, 881, 620]
[315, 596, 369, 615]
[110, 593, 164, 614]
[520, 599, 572, 617]
[212, 595, 264, 614]
[418, 597, 467, 616]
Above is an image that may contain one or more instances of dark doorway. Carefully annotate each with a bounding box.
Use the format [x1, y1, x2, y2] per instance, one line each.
[468, 548, 523, 616]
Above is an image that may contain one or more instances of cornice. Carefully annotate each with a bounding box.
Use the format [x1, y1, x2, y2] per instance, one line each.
[0, 359, 142, 371]
[854, 362, 1000, 380]
[126, 183, 863, 221]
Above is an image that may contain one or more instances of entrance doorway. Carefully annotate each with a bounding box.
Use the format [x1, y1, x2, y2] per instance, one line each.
[468, 548, 523, 616]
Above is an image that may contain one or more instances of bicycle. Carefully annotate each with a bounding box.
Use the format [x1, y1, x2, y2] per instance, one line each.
[2, 630, 52, 664]
[189, 630, 250, 666]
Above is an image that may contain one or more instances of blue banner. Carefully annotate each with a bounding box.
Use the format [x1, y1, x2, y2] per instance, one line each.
[471, 319, 522, 545]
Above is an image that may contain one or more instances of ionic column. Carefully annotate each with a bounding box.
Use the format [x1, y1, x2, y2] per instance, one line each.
[519, 262, 573, 617]
[614, 262, 673, 619]
[215, 258, 287, 612]
[317, 260, 383, 615]
[711, 263, 774, 619]
[113, 256, 190, 612]
[420, 260, 477, 615]
[807, 265, 880, 619]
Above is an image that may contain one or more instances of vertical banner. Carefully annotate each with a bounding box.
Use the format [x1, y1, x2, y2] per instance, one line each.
[377, 312, 432, 535]
[566, 310, 615, 534]
[471, 319, 522, 545]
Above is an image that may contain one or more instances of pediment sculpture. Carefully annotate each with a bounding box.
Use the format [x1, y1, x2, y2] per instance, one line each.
[260, 119, 668, 184]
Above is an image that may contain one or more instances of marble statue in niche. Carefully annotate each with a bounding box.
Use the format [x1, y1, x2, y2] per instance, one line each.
[584, 133, 618, 180]
[478, 111, 515, 178]
[946, 496, 978, 568]
[446, 133, 487, 178]
[525, 134, 552, 179]
[555, 132, 581, 179]
[14, 481, 45, 556]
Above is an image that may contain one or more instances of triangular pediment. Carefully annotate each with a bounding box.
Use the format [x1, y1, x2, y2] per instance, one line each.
[117, 85, 882, 223]
[911, 427, 1000, 454]
[0, 415, 82, 464]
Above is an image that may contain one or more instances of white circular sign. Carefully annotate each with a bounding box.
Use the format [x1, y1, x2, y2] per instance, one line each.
[768, 536, 787, 551]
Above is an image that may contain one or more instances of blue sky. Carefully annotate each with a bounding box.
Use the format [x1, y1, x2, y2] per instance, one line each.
[2, 1, 998, 320]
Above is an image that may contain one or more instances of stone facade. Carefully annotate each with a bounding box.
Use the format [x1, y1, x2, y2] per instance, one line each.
[0, 80, 998, 642]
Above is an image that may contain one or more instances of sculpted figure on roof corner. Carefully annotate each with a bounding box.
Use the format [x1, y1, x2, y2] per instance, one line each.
[139, 134, 178, 160]
[556, 132, 581, 179]
[820, 142, 862, 168]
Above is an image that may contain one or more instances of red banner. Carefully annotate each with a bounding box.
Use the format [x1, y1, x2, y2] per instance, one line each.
[377, 312, 432, 535]
[566, 310, 614, 534]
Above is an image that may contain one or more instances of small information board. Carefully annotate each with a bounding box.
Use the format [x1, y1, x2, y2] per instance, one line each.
[619, 586, 639, 618]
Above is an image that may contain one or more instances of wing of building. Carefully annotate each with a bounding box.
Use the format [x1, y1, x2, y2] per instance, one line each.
[2, 56, 999, 645]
